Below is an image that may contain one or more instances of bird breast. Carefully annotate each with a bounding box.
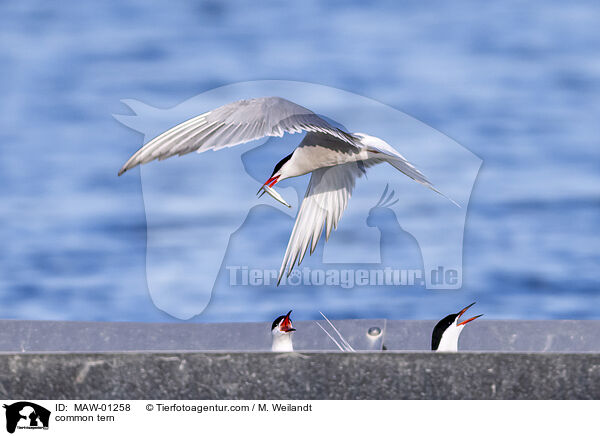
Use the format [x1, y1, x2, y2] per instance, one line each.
[285, 143, 367, 178]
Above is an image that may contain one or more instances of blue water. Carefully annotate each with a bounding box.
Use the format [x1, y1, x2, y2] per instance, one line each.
[0, 0, 599, 322]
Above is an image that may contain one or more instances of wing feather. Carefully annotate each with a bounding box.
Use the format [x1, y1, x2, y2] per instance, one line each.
[119, 96, 358, 175]
[277, 162, 367, 284]
[355, 133, 459, 206]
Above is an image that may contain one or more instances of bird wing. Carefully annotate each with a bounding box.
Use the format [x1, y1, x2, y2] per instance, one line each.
[355, 133, 459, 207]
[354, 132, 433, 188]
[119, 96, 358, 175]
[277, 161, 369, 284]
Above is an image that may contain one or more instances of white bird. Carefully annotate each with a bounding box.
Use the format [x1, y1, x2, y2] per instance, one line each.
[431, 302, 483, 352]
[271, 310, 296, 352]
[118, 96, 453, 283]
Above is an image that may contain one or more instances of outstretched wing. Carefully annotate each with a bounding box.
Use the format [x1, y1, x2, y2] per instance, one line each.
[119, 96, 358, 175]
[277, 162, 370, 284]
[355, 132, 459, 207]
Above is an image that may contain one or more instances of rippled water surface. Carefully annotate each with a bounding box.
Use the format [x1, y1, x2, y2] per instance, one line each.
[1, 0, 599, 322]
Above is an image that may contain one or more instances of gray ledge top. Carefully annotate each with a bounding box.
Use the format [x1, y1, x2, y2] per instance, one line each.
[1, 319, 599, 353]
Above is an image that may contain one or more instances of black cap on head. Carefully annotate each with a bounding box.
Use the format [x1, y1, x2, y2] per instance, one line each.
[431, 313, 458, 351]
[272, 315, 285, 331]
[271, 310, 293, 331]
[271, 152, 294, 176]
[431, 302, 481, 350]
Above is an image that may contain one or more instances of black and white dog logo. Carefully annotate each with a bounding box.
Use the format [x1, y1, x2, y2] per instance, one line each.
[3, 402, 50, 433]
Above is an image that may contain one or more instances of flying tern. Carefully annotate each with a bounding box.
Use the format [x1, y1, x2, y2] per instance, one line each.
[118, 96, 453, 283]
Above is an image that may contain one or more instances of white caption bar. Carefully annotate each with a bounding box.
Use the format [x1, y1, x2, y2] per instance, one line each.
[0, 400, 596, 435]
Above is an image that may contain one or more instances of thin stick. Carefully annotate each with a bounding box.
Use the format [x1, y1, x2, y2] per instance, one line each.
[320, 312, 355, 352]
[315, 322, 345, 352]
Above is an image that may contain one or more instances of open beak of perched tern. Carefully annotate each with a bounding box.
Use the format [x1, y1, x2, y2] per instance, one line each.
[257, 176, 291, 208]
[456, 302, 483, 326]
[280, 310, 296, 332]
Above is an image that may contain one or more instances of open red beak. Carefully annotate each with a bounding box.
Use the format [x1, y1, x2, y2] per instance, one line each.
[256, 175, 292, 208]
[256, 175, 280, 197]
[280, 310, 296, 332]
[263, 175, 280, 188]
[456, 302, 483, 326]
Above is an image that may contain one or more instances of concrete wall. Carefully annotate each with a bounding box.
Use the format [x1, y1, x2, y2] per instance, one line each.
[1, 352, 599, 400]
[1, 320, 599, 400]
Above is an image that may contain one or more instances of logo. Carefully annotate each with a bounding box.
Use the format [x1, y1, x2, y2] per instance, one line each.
[3, 402, 50, 433]
[114, 81, 481, 319]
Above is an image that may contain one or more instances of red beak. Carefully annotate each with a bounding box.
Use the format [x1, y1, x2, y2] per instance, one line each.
[280, 310, 296, 332]
[456, 302, 483, 326]
[264, 175, 280, 188]
[256, 175, 281, 198]
[457, 314, 483, 326]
